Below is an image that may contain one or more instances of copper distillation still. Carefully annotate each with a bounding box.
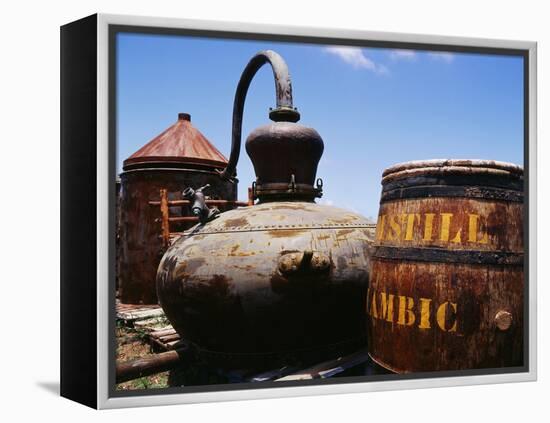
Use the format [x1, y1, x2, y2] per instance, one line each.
[156, 50, 376, 368]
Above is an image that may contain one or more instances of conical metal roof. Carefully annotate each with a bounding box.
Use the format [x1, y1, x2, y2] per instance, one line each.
[123, 113, 228, 171]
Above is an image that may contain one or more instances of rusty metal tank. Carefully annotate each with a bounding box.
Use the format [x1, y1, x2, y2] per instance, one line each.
[367, 159, 524, 373]
[118, 113, 237, 304]
[156, 50, 376, 367]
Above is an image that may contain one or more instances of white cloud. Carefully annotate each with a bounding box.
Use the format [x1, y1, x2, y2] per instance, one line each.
[389, 49, 417, 61]
[428, 52, 455, 63]
[325, 46, 388, 75]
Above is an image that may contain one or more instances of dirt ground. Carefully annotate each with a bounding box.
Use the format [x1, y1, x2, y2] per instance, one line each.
[116, 324, 169, 390]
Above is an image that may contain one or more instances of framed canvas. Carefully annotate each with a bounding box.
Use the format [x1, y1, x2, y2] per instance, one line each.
[60, 13, 537, 409]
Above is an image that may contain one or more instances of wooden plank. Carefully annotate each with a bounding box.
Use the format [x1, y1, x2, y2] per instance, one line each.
[116, 348, 189, 383]
[149, 325, 180, 352]
[117, 307, 164, 322]
[149, 199, 249, 207]
[133, 317, 168, 331]
[168, 216, 200, 223]
[166, 340, 183, 349]
[275, 348, 370, 381]
[160, 188, 170, 250]
[248, 365, 299, 382]
[149, 338, 167, 352]
[150, 327, 176, 338]
[159, 334, 180, 343]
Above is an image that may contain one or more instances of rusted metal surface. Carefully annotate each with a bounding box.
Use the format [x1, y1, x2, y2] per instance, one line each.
[157, 202, 376, 367]
[115, 177, 122, 291]
[124, 113, 228, 170]
[167, 216, 200, 223]
[367, 159, 524, 373]
[118, 112, 240, 304]
[156, 192, 252, 250]
[219, 50, 300, 182]
[118, 169, 237, 304]
[156, 51, 375, 368]
[246, 123, 324, 201]
[219, 50, 323, 202]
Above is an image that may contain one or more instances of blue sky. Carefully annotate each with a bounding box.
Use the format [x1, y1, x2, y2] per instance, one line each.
[116, 33, 524, 219]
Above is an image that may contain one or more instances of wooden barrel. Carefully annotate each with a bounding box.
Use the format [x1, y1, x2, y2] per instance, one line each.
[367, 159, 524, 373]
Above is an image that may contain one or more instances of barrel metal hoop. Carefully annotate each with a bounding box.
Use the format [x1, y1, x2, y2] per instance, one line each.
[371, 245, 524, 266]
[367, 352, 408, 374]
[255, 182, 322, 198]
[381, 185, 524, 203]
[382, 175, 524, 193]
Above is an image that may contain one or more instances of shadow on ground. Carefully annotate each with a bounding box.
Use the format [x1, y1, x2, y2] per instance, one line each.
[36, 381, 60, 396]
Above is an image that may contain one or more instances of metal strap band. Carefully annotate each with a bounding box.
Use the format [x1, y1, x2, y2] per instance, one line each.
[184, 222, 376, 235]
[381, 185, 524, 203]
[382, 175, 524, 193]
[372, 245, 524, 266]
[254, 182, 322, 199]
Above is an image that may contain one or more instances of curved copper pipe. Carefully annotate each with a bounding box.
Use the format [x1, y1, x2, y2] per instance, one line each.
[218, 50, 300, 182]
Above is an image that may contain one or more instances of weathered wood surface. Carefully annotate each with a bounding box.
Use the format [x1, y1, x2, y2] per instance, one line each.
[275, 348, 372, 381]
[133, 317, 167, 330]
[149, 199, 250, 207]
[160, 189, 171, 249]
[149, 327, 176, 338]
[156, 188, 254, 250]
[368, 160, 524, 373]
[116, 347, 189, 384]
[118, 169, 237, 304]
[117, 307, 165, 323]
[149, 327, 182, 351]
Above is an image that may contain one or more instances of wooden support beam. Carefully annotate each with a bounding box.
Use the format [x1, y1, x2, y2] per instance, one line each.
[116, 347, 189, 384]
[149, 199, 249, 207]
[168, 216, 200, 223]
[159, 189, 170, 250]
[275, 348, 371, 381]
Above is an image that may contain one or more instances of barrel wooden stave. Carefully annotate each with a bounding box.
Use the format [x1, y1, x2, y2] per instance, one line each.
[368, 259, 523, 372]
[374, 197, 523, 253]
[368, 160, 524, 373]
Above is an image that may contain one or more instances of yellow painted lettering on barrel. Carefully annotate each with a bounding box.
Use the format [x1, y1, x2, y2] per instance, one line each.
[436, 301, 458, 332]
[423, 213, 435, 241]
[379, 292, 395, 322]
[397, 296, 415, 326]
[404, 213, 420, 241]
[451, 228, 462, 244]
[468, 214, 489, 244]
[376, 215, 386, 241]
[418, 298, 432, 329]
[468, 214, 479, 242]
[478, 231, 489, 244]
[366, 287, 371, 314]
[388, 214, 402, 240]
[439, 213, 453, 242]
[370, 290, 379, 319]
